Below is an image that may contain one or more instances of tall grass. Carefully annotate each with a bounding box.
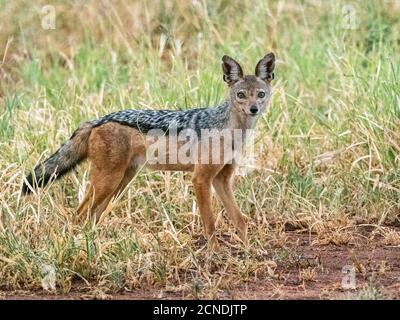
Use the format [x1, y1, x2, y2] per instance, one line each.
[0, 0, 399, 296]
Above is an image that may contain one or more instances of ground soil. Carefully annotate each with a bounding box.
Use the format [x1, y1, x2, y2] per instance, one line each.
[2, 229, 399, 300]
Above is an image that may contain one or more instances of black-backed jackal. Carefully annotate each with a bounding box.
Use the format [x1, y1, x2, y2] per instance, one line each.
[23, 53, 276, 249]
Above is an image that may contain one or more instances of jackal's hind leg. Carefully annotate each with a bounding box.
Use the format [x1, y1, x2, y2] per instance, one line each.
[76, 167, 125, 222]
[114, 164, 138, 197]
[76, 164, 137, 223]
[76, 123, 136, 222]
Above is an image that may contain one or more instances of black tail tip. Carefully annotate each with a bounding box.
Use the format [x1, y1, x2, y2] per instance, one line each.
[21, 174, 34, 195]
[21, 183, 32, 195]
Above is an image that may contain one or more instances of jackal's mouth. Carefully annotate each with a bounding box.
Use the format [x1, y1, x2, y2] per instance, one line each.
[245, 111, 260, 117]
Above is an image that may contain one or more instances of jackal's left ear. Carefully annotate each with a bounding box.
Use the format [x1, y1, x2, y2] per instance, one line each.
[222, 55, 243, 86]
[255, 52, 275, 82]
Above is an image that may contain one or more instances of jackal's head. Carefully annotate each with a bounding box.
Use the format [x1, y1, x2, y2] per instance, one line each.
[222, 53, 275, 116]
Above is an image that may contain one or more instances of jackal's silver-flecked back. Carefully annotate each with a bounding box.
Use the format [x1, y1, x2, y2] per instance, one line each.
[89, 101, 232, 135]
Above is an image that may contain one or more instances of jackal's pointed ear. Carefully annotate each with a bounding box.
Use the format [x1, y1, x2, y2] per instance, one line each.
[221, 55, 243, 86]
[255, 52, 275, 82]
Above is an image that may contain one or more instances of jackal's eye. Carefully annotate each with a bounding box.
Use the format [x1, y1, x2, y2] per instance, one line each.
[258, 91, 266, 98]
[237, 92, 246, 99]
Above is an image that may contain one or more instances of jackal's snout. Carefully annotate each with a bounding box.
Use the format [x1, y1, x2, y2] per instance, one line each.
[249, 105, 259, 115]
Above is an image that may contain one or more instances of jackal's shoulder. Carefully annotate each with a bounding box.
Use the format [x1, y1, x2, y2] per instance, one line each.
[89, 101, 231, 134]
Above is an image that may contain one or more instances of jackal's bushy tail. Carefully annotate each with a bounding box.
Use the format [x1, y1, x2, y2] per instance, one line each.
[22, 124, 92, 195]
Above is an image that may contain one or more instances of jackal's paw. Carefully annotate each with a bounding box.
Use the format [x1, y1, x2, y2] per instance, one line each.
[207, 236, 220, 252]
[237, 223, 248, 245]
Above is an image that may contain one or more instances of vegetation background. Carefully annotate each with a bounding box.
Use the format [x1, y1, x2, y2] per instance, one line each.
[0, 0, 399, 299]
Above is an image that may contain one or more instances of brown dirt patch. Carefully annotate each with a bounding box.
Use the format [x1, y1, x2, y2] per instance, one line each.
[1, 230, 399, 300]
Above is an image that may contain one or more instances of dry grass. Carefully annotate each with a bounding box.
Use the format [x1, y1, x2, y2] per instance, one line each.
[0, 0, 400, 298]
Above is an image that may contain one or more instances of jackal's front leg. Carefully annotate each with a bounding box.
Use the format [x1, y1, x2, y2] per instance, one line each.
[212, 164, 247, 243]
[192, 164, 224, 249]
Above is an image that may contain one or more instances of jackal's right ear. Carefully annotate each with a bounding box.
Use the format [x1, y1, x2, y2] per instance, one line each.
[221, 55, 243, 86]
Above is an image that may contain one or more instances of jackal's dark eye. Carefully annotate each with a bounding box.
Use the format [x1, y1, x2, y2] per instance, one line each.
[237, 92, 246, 99]
[258, 91, 266, 98]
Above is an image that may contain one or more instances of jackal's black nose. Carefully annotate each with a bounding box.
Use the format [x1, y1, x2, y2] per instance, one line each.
[250, 105, 259, 114]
